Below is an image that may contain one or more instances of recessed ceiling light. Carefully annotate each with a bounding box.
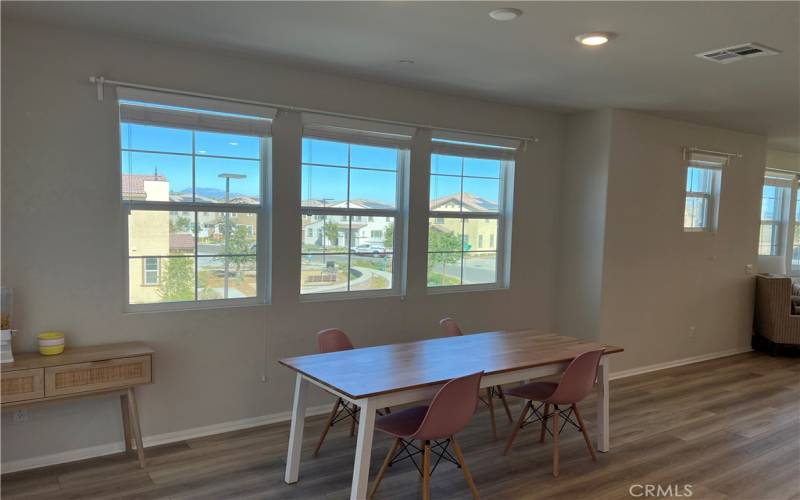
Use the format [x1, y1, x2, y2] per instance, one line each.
[575, 32, 616, 46]
[489, 8, 522, 21]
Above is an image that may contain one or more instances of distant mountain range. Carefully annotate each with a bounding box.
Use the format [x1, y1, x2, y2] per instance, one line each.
[179, 187, 247, 200]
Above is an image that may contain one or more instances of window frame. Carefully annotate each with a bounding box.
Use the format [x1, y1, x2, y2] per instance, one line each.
[299, 129, 410, 302]
[426, 135, 517, 294]
[118, 91, 273, 312]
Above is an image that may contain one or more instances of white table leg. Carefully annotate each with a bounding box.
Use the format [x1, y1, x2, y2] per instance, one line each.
[285, 373, 309, 483]
[596, 356, 610, 452]
[350, 397, 377, 500]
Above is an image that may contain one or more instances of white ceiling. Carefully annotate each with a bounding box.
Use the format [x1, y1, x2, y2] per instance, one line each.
[4, 1, 799, 152]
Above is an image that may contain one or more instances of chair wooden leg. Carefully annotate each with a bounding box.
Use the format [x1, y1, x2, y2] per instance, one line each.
[503, 401, 530, 456]
[552, 408, 560, 477]
[540, 403, 550, 443]
[422, 441, 431, 500]
[572, 404, 597, 462]
[369, 437, 401, 499]
[496, 386, 513, 423]
[349, 403, 358, 437]
[451, 435, 480, 499]
[314, 399, 342, 457]
[486, 388, 497, 439]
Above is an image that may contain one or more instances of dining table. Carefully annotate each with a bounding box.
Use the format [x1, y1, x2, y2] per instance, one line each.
[279, 329, 624, 500]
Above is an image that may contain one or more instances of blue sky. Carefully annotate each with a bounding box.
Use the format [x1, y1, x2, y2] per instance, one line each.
[121, 124, 501, 205]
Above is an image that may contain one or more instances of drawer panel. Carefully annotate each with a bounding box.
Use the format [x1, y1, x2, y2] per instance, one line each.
[44, 355, 151, 397]
[1, 368, 44, 403]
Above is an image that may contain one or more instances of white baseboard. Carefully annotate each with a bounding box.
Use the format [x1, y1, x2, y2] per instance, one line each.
[3, 346, 754, 474]
[1, 403, 332, 474]
[609, 346, 753, 380]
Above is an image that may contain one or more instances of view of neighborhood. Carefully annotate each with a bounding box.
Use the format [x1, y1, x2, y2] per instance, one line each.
[124, 122, 506, 301]
[125, 173, 258, 304]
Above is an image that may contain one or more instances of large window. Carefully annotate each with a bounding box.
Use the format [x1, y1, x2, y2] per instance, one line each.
[427, 131, 517, 289]
[683, 152, 725, 231]
[300, 115, 412, 297]
[758, 171, 800, 271]
[119, 88, 274, 309]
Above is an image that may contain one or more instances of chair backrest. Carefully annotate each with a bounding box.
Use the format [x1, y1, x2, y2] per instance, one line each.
[317, 328, 354, 353]
[548, 349, 604, 405]
[412, 371, 483, 441]
[439, 317, 463, 337]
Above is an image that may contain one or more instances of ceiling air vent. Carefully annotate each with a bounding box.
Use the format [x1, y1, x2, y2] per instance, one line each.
[696, 43, 780, 64]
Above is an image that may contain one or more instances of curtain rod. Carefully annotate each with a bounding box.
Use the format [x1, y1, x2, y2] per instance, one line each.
[89, 76, 539, 145]
[684, 146, 743, 159]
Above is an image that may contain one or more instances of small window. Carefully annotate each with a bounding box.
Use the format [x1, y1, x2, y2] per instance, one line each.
[143, 257, 160, 285]
[683, 151, 725, 232]
[428, 131, 518, 290]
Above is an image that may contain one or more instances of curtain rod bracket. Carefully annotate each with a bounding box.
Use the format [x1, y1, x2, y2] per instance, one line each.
[90, 76, 105, 102]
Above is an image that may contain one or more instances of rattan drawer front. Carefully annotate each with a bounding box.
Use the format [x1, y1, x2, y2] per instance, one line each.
[1, 368, 44, 403]
[44, 356, 152, 397]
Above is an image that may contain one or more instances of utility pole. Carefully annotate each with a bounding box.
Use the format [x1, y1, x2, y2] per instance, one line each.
[218, 173, 246, 298]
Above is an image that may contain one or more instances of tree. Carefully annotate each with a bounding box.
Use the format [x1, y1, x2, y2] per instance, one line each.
[170, 215, 192, 233]
[323, 220, 340, 248]
[159, 258, 194, 301]
[226, 225, 253, 274]
[384, 222, 394, 249]
[427, 228, 462, 285]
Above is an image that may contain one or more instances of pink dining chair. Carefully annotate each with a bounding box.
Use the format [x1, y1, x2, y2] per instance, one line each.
[439, 317, 512, 439]
[369, 371, 483, 500]
[503, 349, 604, 477]
[313, 328, 389, 457]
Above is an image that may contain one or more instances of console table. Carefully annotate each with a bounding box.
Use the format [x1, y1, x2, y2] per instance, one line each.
[0, 342, 154, 468]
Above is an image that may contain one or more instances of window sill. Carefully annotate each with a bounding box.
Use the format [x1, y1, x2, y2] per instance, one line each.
[124, 297, 266, 314]
[427, 283, 509, 295]
[299, 289, 403, 303]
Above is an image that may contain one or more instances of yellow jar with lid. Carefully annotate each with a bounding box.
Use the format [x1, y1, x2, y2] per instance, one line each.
[37, 331, 65, 356]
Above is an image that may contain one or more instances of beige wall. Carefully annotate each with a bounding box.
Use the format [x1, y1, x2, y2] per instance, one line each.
[599, 110, 766, 371]
[1, 20, 564, 465]
[555, 110, 613, 341]
[557, 110, 766, 372]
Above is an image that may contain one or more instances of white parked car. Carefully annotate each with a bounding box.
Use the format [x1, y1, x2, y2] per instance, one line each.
[351, 243, 387, 255]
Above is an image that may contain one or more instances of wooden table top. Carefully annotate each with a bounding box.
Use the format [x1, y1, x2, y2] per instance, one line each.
[1, 342, 154, 372]
[279, 330, 623, 399]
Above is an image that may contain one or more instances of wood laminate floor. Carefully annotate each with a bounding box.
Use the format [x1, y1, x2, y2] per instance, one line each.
[2, 352, 799, 500]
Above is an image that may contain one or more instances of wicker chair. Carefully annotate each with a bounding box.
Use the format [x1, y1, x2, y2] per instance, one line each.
[753, 275, 800, 356]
